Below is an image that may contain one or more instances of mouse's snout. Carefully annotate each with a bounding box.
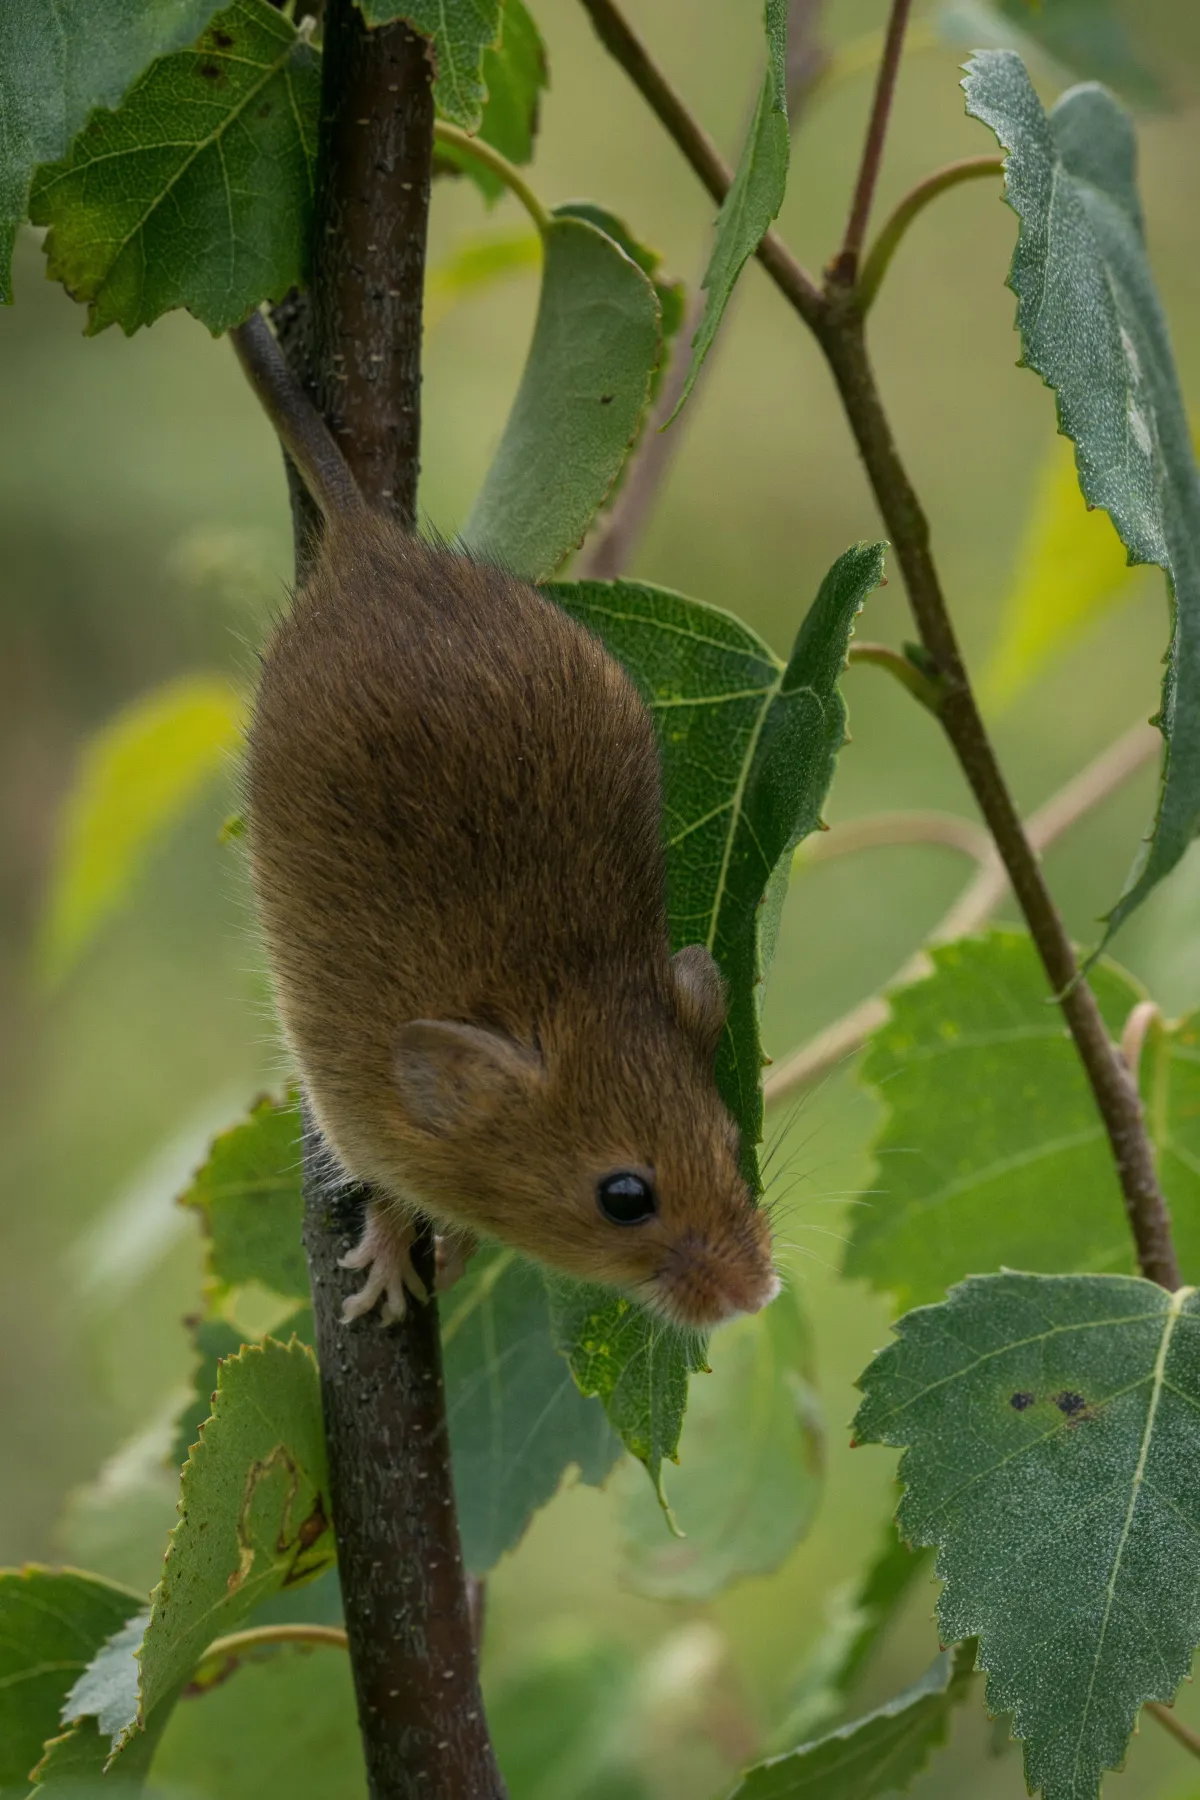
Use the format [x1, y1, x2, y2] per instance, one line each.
[650, 1212, 779, 1329]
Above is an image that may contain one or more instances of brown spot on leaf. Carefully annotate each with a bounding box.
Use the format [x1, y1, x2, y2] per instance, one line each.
[257, 101, 273, 118]
[211, 28, 234, 47]
[599, 394, 614, 405]
[1010, 1391, 1035, 1411]
[197, 62, 224, 82]
[1054, 1391, 1087, 1416]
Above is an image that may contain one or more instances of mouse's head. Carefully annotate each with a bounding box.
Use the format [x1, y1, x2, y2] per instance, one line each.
[390, 945, 779, 1329]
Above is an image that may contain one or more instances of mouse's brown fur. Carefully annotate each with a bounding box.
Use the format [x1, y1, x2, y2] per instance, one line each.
[245, 513, 777, 1328]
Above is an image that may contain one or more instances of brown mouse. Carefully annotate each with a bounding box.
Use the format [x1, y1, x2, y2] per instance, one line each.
[234, 314, 778, 1331]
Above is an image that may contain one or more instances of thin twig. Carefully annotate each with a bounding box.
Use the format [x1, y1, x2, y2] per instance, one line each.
[575, 0, 824, 327]
[858, 156, 1004, 310]
[579, 0, 830, 578]
[764, 724, 1159, 1103]
[1146, 1701, 1200, 1759]
[830, 0, 914, 284]
[581, 1, 830, 578]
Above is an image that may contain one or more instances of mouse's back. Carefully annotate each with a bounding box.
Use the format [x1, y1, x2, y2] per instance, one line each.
[245, 515, 671, 1139]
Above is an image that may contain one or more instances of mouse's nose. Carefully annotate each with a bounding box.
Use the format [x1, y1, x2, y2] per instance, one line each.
[653, 1231, 780, 1327]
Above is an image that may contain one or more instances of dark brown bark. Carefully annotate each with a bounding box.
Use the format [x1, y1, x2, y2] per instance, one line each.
[303, 1118, 504, 1799]
[289, 4, 506, 1794]
[306, 0, 434, 527]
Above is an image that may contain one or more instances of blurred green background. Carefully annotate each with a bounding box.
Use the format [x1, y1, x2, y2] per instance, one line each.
[6, 1, 1200, 1794]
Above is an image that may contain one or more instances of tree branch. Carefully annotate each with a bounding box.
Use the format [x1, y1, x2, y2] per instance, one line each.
[814, 307, 1179, 1289]
[765, 723, 1159, 1102]
[286, 6, 506, 1795]
[579, 0, 1180, 1287]
[830, 0, 914, 285]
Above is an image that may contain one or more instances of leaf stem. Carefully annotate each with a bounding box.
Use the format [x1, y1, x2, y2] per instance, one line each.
[433, 121, 550, 232]
[196, 1623, 349, 1674]
[795, 808, 993, 871]
[1121, 1001, 1163, 1082]
[765, 723, 1158, 1101]
[1146, 1701, 1200, 1759]
[846, 640, 945, 713]
[574, 0, 824, 327]
[830, 0, 914, 286]
[857, 156, 1005, 311]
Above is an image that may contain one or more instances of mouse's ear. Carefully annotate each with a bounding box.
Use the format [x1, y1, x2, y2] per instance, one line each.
[670, 944, 728, 1056]
[395, 1020, 542, 1136]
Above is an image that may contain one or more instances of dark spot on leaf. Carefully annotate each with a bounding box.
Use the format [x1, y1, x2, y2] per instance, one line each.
[600, 394, 614, 405]
[211, 28, 234, 47]
[1010, 1391, 1035, 1411]
[296, 1496, 329, 1554]
[197, 62, 224, 82]
[1054, 1390, 1087, 1416]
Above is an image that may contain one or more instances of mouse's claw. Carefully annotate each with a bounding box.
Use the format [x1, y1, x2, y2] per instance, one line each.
[339, 1203, 428, 1324]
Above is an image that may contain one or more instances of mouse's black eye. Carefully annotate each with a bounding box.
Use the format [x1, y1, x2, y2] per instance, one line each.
[596, 1170, 658, 1225]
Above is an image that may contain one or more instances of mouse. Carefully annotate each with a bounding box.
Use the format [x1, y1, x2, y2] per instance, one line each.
[233, 312, 779, 1332]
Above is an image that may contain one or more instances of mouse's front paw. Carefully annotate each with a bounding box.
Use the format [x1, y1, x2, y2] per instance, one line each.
[339, 1204, 428, 1325]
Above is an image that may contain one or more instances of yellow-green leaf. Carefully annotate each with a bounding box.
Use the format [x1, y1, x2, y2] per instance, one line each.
[39, 674, 246, 983]
[981, 434, 1148, 709]
[424, 226, 540, 329]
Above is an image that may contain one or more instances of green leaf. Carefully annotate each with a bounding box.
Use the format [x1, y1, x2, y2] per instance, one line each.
[442, 1248, 621, 1574]
[151, 1642, 365, 1799]
[940, 1, 1165, 110]
[134, 1340, 335, 1745]
[461, 214, 661, 578]
[730, 1643, 976, 1800]
[551, 202, 685, 409]
[63, 1611, 148, 1744]
[0, 0, 225, 304]
[546, 546, 881, 1485]
[845, 931, 1154, 1309]
[770, 1524, 934, 1748]
[357, 0, 501, 130]
[963, 51, 1200, 943]
[435, 0, 547, 198]
[426, 226, 541, 327]
[555, 542, 885, 1176]
[487, 1630, 654, 1800]
[981, 434, 1150, 709]
[30, 1714, 162, 1797]
[620, 1284, 823, 1598]
[548, 1283, 708, 1505]
[672, 0, 789, 419]
[179, 1095, 308, 1309]
[38, 676, 245, 983]
[854, 1272, 1200, 1800]
[0, 1568, 141, 1795]
[29, 0, 320, 335]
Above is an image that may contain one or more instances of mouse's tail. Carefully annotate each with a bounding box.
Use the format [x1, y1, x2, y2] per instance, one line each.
[230, 310, 366, 525]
